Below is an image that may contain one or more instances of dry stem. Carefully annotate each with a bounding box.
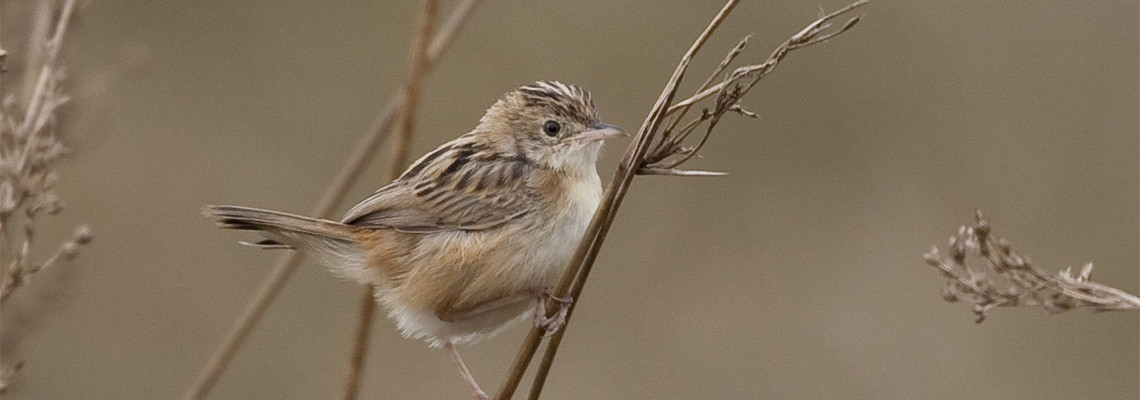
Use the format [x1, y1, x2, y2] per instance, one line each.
[923, 211, 1140, 323]
[341, 1, 439, 399]
[490, 1, 861, 398]
[181, 1, 480, 398]
[488, 2, 868, 399]
[0, 0, 90, 393]
[644, 1, 865, 174]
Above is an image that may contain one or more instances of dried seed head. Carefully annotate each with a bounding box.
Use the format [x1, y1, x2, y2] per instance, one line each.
[1003, 254, 1024, 269]
[73, 225, 93, 245]
[974, 214, 990, 239]
[940, 283, 959, 303]
[972, 304, 987, 323]
[925, 211, 1140, 322]
[950, 243, 966, 265]
[60, 242, 80, 259]
[922, 246, 940, 266]
[1078, 263, 1094, 283]
[997, 238, 1011, 255]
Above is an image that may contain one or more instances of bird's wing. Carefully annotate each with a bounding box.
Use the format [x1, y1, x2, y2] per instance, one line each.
[340, 140, 536, 233]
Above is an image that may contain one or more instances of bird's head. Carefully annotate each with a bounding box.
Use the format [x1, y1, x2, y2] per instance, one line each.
[477, 81, 626, 174]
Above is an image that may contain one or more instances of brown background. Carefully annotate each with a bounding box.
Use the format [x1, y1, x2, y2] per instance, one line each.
[2, 0, 1137, 399]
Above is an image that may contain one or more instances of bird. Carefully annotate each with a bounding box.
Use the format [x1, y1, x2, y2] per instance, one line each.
[203, 81, 625, 399]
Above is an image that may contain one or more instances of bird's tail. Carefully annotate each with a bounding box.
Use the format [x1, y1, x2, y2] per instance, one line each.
[203, 205, 367, 276]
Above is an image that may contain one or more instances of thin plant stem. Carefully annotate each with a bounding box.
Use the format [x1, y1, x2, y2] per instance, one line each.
[665, 1, 867, 116]
[341, 290, 376, 400]
[21, 0, 52, 104]
[0, 3, 5, 315]
[341, 1, 438, 399]
[510, 1, 867, 398]
[390, 0, 437, 171]
[21, 0, 75, 140]
[651, 35, 750, 159]
[0, 0, 6, 356]
[494, 2, 742, 398]
[182, 1, 480, 398]
[525, 3, 740, 396]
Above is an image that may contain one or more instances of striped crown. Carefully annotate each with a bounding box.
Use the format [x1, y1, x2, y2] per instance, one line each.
[515, 81, 599, 125]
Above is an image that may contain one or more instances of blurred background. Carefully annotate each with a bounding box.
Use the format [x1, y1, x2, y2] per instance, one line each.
[1, 0, 1136, 398]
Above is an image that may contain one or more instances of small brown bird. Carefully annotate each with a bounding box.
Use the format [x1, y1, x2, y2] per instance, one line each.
[203, 81, 624, 399]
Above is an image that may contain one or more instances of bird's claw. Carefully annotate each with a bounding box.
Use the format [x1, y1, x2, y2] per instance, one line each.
[532, 291, 573, 337]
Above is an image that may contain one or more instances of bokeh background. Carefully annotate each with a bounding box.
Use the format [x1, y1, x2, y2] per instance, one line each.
[1, 0, 1137, 399]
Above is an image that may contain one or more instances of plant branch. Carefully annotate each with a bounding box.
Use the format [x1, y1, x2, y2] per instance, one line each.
[923, 210, 1140, 323]
[495, 1, 745, 398]
[0, 0, 90, 392]
[22, 0, 77, 136]
[181, 1, 480, 398]
[490, 2, 867, 398]
[342, 285, 377, 400]
[664, 1, 865, 115]
[644, 0, 865, 173]
[0, 0, 84, 310]
[20, 0, 51, 104]
[0, 9, 6, 395]
[651, 34, 750, 159]
[341, 1, 438, 399]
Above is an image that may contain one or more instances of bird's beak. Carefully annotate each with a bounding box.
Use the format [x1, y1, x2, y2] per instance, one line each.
[572, 123, 628, 143]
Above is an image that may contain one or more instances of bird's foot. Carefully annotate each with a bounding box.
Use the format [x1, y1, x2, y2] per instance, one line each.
[532, 289, 573, 337]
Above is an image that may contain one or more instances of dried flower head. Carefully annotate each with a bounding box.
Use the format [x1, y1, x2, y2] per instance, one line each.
[923, 210, 1139, 323]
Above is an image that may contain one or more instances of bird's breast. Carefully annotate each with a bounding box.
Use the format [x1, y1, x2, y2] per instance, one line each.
[526, 171, 602, 283]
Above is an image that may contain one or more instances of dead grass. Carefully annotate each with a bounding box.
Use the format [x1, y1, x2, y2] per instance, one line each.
[0, 0, 93, 393]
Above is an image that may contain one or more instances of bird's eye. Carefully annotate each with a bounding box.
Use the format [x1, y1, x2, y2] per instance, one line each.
[542, 120, 561, 136]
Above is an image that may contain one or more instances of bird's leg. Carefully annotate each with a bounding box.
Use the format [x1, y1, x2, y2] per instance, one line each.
[445, 342, 489, 400]
[531, 287, 573, 337]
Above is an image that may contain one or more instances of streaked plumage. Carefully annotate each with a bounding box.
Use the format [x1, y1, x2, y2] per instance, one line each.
[204, 81, 624, 399]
